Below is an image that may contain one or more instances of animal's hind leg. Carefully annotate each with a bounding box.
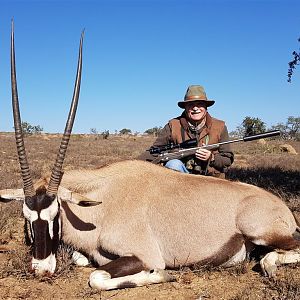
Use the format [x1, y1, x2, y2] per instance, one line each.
[260, 249, 300, 277]
[236, 195, 300, 276]
[251, 232, 300, 277]
[258, 232, 300, 277]
[89, 256, 174, 290]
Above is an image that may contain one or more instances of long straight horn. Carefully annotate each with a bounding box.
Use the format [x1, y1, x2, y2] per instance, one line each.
[46, 31, 84, 196]
[11, 20, 35, 198]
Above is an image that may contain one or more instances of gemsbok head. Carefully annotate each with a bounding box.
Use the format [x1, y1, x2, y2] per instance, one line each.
[1, 22, 300, 291]
[9, 21, 84, 275]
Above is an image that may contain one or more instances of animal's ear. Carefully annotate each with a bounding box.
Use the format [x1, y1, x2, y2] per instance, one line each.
[0, 189, 25, 202]
[0, 245, 13, 252]
[57, 186, 102, 206]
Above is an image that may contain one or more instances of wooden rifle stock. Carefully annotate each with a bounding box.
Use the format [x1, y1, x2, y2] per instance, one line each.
[151, 130, 280, 164]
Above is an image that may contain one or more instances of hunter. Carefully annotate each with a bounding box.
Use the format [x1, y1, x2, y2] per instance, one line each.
[139, 85, 234, 178]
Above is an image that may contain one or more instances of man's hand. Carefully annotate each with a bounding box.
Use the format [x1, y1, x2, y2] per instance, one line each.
[195, 148, 213, 161]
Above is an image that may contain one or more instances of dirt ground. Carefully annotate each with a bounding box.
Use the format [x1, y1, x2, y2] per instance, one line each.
[1, 238, 300, 300]
[1, 229, 299, 300]
[0, 133, 300, 299]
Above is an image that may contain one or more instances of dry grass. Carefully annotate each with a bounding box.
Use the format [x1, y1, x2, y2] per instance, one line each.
[0, 133, 299, 299]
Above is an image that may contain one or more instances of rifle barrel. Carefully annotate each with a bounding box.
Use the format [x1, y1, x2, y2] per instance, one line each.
[153, 130, 281, 164]
[243, 130, 281, 142]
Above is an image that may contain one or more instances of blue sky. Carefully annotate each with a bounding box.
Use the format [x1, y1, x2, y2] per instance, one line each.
[0, 0, 299, 134]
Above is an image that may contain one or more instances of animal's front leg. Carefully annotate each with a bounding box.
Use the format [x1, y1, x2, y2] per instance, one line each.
[89, 255, 174, 290]
[72, 251, 90, 267]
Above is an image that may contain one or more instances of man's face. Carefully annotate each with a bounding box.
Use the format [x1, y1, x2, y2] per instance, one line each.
[184, 101, 207, 124]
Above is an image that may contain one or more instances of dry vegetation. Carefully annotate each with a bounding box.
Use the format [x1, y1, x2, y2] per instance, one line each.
[0, 132, 299, 300]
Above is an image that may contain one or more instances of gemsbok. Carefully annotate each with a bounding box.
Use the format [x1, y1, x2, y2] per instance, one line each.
[1, 23, 300, 291]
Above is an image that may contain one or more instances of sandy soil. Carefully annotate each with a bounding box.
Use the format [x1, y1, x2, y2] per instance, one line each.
[1, 212, 300, 300]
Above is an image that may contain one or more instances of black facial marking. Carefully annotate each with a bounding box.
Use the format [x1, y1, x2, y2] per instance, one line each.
[24, 219, 33, 246]
[52, 213, 60, 254]
[25, 194, 55, 212]
[32, 219, 52, 259]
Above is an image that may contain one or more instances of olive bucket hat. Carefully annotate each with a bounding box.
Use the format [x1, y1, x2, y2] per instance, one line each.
[177, 85, 215, 109]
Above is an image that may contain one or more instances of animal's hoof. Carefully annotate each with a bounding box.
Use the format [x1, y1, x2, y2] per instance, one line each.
[264, 265, 277, 278]
[89, 270, 111, 289]
[260, 252, 278, 277]
[72, 251, 89, 267]
[149, 269, 176, 283]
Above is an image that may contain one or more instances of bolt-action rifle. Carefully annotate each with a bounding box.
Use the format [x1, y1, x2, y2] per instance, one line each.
[148, 130, 281, 164]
